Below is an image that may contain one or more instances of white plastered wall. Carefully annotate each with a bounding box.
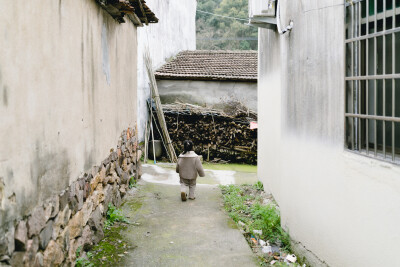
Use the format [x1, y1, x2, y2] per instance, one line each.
[136, 0, 197, 141]
[258, 1, 400, 266]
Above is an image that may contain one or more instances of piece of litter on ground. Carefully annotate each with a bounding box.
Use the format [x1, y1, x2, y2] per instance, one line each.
[170, 241, 174, 244]
[262, 245, 272, 254]
[238, 221, 245, 227]
[118, 254, 124, 257]
[286, 254, 297, 263]
[253, 229, 262, 235]
[270, 245, 280, 253]
[145, 231, 151, 237]
[259, 239, 266, 246]
[270, 260, 277, 265]
[124, 251, 129, 254]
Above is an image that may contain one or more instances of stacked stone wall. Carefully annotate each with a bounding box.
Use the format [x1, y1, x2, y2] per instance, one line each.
[0, 128, 142, 266]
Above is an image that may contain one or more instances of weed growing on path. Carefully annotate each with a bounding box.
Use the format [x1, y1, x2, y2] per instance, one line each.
[254, 181, 264, 191]
[82, 206, 134, 266]
[104, 204, 129, 229]
[75, 247, 94, 267]
[129, 176, 137, 189]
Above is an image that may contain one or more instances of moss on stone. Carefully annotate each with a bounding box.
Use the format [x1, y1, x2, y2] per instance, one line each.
[88, 224, 134, 266]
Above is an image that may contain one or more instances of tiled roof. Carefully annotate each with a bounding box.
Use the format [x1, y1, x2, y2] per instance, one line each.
[155, 50, 257, 82]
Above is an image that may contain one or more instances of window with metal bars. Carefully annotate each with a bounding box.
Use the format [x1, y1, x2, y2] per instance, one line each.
[345, 0, 400, 163]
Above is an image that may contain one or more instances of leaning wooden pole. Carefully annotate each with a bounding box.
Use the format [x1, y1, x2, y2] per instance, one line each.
[144, 50, 177, 163]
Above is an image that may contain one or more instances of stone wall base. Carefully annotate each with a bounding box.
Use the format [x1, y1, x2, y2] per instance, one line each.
[0, 128, 142, 267]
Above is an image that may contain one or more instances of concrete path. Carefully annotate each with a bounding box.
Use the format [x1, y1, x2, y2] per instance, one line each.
[116, 166, 258, 267]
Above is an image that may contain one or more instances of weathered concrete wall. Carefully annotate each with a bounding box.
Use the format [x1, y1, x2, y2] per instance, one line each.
[0, 0, 138, 239]
[136, 0, 197, 141]
[157, 80, 258, 111]
[258, 1, 400, 266]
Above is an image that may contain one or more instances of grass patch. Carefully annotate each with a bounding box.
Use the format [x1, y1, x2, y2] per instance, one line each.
[220, 182, 303, 266]
[87, 224, 134, 266]
[80, 204, 135, 266]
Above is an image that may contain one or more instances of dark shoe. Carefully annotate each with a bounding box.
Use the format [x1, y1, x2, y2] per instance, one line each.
[181, 192, 187, 201]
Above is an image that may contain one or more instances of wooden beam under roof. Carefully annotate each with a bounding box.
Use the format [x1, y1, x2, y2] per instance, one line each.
[137, 0, 148, 25]
[128, 13, 144, 26]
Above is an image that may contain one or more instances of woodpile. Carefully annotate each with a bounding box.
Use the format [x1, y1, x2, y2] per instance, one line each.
[157, 103, 257, 164]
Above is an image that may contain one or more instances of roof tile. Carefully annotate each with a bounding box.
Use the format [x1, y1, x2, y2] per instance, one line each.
[155, 50, 257, 82]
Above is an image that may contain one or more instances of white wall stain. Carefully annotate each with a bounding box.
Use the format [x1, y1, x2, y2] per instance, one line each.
[101, 23, 111, 86]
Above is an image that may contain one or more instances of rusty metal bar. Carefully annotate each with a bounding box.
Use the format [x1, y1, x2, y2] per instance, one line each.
[345, 113, 400, 122]
[345, 73, 400, 80]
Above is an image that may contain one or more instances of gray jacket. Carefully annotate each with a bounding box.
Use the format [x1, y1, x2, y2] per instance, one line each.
[176, 151, 205, 179]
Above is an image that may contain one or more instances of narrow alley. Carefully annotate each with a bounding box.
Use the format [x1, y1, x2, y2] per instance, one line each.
[89, 164, 259, 266]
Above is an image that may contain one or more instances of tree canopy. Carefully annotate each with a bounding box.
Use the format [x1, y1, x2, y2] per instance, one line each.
[196, 0, 258, 50]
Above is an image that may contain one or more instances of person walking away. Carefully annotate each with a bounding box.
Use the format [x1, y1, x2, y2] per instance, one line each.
[176, 140, 205, 201]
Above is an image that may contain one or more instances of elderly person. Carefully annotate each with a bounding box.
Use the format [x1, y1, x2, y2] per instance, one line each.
[176, 140, 205, 201]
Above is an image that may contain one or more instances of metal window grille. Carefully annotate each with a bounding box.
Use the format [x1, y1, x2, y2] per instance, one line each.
[345, 0, 400, 163]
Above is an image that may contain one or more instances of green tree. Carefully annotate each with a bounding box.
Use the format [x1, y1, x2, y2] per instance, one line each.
[196, 0, 257, 50]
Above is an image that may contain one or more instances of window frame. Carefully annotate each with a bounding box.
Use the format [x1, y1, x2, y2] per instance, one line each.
[344, 0, 400, 164]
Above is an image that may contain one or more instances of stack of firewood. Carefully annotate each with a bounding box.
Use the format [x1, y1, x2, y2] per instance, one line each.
[160, 104, 257, 164]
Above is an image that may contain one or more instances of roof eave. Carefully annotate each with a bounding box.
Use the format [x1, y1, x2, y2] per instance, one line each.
[96, 0, 158, 25]
[155, 75, 257, 83]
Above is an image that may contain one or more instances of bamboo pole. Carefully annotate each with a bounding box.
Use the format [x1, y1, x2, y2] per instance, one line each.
[144, 50, 177, 162]
[143, 118, 149, 163]
[150, 120, 156, 164]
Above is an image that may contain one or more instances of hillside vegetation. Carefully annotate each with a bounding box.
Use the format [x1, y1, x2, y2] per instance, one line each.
[196, 0, 258, 50]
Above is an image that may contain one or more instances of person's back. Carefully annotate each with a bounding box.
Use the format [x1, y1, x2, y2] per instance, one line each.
[177, 151, 204, 179]
[176, 140, 205, 201]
